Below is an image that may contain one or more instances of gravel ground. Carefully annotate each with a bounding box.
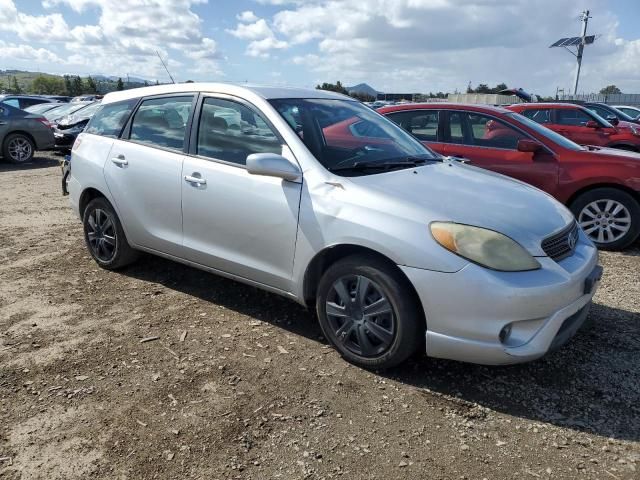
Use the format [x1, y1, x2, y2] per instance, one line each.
[0, 152, 639, 480]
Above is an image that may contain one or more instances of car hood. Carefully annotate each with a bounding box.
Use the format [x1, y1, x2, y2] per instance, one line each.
[347, 161, 574, 256]
[583, 145, 640, 160]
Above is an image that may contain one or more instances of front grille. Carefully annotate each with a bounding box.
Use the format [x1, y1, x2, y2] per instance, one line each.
[541, 222, 579, 261]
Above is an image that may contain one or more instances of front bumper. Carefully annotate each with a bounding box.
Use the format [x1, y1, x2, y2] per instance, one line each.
[401, 234, 601, 365]
[53, 128, 78, 148]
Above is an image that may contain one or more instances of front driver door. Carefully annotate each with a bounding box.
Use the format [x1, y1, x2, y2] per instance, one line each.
[441, 111, 559, 195]
[180, 96, 302, 292]
[550, 108, 611, 146]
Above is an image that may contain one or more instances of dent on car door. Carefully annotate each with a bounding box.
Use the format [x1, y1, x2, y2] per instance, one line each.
[180, 96, 302, 291]
[103, 95, 195, 256]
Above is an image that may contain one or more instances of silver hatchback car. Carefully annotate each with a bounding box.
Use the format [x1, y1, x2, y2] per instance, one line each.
[68, 83, 602, 369]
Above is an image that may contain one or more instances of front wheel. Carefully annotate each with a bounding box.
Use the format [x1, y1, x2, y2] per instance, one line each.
[316, 255, 423, 369]
[82, 197, 139, 269]
[570, 188, 640, 250]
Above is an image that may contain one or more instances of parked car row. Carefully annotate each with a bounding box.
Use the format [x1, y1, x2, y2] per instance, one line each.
[66, 83, 603, 369]
[0, 98, 102, 163]
[378, 102, 640, 250]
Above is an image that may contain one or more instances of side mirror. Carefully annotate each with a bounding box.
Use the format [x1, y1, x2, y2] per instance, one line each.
[246, 153, 302, 182]
[517, 139, 542, 152]
[585, 120, 600, 129]
[606, 115, 619, 126]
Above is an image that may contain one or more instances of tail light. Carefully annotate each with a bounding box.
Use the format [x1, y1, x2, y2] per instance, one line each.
[37, 117, 52, 129]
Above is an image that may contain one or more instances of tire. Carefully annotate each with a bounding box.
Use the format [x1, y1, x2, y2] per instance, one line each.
[82, 197, 138, 269]
[316, 254, 423, 369]
[2, 133, 35, 164]
[570, 188, 640, 250]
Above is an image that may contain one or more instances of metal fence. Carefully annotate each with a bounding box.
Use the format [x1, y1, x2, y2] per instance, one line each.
[446, 93, 524, 105]
[558, 93, 640, 106]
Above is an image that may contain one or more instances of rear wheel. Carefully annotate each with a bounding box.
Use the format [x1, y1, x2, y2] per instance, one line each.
[316, 255, 423, 369]
[2, 133, 35, 164]
[570, 188, 640, 250]
[82, 197, 138, 269]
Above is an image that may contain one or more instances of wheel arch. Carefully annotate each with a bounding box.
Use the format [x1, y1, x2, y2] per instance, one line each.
[567, 182, 640, 208]
[3, 130, 36, 148]
[79, 187, 110, 218]
[302, 243, 426, 325]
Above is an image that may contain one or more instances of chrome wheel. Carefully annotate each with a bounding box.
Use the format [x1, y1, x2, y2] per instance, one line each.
[578, 199, 631, 244]
[7, 136, 33, 163]
[86, 208, 117, 262]
[325, 275, 396, 357]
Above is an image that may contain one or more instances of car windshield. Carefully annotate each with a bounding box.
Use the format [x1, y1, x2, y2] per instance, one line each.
[269, 98, 439, 175]
[44, 102, 90, 121]
[603, 105, 636, 122]
[506, 112, 585, 151]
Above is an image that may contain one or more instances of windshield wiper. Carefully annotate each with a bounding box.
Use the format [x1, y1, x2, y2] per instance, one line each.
[328, 157, 430, 172]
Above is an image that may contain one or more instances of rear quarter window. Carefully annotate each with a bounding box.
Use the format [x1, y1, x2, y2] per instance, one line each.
[85, 99, 137, 138]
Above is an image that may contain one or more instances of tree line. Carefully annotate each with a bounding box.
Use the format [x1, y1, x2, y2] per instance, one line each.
[0, 74, 154, 96]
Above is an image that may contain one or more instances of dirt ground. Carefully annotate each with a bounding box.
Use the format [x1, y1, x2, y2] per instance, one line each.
[0, 152, 639, 480]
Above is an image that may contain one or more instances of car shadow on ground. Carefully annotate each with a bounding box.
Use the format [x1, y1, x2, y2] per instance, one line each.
[0, 154, 61, 172]
[120, 255, 639, 443]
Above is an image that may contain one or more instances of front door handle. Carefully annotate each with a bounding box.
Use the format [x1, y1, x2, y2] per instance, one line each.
[111, 155, 128, 166]
[184, 175, 206, 185]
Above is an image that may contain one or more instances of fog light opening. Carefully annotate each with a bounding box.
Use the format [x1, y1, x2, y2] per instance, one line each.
[499, 324, 513, 344]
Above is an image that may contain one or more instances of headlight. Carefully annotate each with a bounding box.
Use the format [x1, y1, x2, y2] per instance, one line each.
[430, 222, 541, 271]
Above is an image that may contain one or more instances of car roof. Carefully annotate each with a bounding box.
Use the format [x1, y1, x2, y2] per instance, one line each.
[508, 102, 583, 109]
[102, 83, 351, 105]
[377, 103, 514, 114]
[0, 94, 57, 101]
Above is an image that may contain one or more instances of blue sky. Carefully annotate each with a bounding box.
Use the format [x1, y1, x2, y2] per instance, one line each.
[1, 0, 639, 95]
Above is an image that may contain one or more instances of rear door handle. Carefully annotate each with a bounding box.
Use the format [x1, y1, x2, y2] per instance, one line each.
[184, 175, 206, 185]
[111, 155, 128, 166]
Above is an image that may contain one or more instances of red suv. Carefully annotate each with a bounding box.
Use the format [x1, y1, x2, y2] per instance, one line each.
[378, 103, 640, 250]
[506, 103, 640, 151]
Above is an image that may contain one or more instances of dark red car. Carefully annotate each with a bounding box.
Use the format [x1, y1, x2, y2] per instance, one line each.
[507, 103, 640, 152]
[378, 103, 640, 250]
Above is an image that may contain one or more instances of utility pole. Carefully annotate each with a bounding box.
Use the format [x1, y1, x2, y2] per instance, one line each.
[573, 10, 591, 95]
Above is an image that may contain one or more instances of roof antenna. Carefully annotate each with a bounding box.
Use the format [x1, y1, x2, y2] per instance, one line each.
[155, 50, 176, 84]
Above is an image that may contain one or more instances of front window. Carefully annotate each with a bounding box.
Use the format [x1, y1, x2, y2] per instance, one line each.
[506, 112, 585, 151]
[269, 98, 438, 175]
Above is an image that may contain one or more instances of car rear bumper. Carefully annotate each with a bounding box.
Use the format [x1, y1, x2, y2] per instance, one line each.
[400, 236, 600, 365]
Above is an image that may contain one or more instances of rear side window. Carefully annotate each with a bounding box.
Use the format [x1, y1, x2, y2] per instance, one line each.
[3, 98, 19, 108]
[448, 112, 465, 144]
[130, 96, 194, 151]
[387, 110, 439, 141]
[85, 100, 136, 138]
[521, 108, 552, 124]
[467, 113, 526, 149]
[556, 108, 592, 126]
[196, 97, 282, 165]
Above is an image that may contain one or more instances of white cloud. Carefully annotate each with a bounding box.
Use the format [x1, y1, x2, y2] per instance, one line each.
[237, 10, 259, 23]
[240, 0, 640, 94]
[1, 0, 222, 80]
[227, 13, 288, 58]
[0, 40, 63, 63]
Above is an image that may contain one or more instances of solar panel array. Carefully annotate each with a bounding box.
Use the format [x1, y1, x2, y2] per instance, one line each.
[550, 35, 595, 48]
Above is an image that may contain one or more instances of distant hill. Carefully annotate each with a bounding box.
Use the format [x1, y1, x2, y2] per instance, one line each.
[0, 70, 153, 95]
[346, 83, 380, 97]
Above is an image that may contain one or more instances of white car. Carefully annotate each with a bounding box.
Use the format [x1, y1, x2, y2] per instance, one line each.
[67, 83, 602, 368]
[613, 105, 640, 120]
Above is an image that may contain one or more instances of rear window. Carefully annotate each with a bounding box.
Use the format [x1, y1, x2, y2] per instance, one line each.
[86, 100, 137, 138]
[129, 96, 194, 151]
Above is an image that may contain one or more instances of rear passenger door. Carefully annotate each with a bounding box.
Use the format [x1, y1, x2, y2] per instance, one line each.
[385, 109, 447, 154]
[440, 111, 559, 194]
[104, 94, 195, 257]
[180, 95, 302, 291]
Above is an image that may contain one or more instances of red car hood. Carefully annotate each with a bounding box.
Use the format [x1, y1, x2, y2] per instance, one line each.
[582, 145, 640, 160]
